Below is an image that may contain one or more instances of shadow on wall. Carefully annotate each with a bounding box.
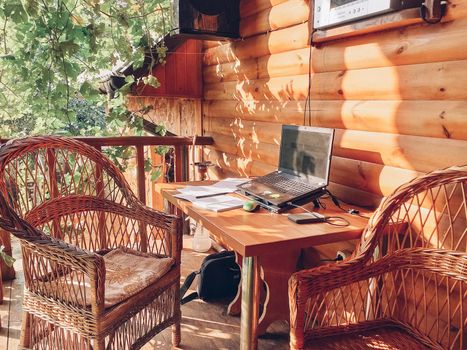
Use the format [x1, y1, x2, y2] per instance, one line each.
[203, 0, 467, 208]
[202, 2, 467, 347]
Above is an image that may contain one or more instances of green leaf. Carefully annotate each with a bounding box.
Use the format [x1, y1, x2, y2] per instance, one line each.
[0, 0, 172, 141]
[63, 61, 81, 80]
[144, 158, 152, 172]
[124, 75, 135, 84]
[0, 246, 15, 267]
[150, 167, 162, 182]
[79, 81, 98, 97]
[154, 124, 166, 136]
[155, 145, 170, 155]
[142, 74, 160, 89]
[59, 40, 80, 55]
[0, 55, 16, 61]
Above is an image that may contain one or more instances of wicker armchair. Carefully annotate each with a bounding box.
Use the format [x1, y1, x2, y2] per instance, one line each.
[0, 136, 182, 350]
[289, 165, 466, 350]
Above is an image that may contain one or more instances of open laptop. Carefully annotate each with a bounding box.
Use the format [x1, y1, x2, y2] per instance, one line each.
[237, 125, 334, 210]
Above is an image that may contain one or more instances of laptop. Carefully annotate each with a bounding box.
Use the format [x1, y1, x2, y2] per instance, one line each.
[237, 125, 334, 209]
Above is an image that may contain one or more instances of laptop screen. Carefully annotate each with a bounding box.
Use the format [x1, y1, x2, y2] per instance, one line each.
[278, 125, 334, 184]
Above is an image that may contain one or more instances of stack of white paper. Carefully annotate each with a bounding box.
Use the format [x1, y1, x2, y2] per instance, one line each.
[173, 178, 248, 212]
[174, 178, 248, 202]
[192, 195, 245, 212]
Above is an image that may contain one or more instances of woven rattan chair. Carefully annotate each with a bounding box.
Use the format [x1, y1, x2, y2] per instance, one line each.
[0, 136, 182, 349]
[289, 165, 466, 350]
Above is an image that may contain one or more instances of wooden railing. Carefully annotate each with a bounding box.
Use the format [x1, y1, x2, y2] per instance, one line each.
[75, 136, 212, 206]
[0, 135, 213, 206]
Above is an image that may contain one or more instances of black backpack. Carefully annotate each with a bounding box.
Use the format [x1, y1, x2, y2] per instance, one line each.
[180, 251, 241, 304]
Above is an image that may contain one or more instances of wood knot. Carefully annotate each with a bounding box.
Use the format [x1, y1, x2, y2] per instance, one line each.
[337, 89, 344, 95]
[439, 87, 446, 92]
[357, 163, 366, 179]
[396, 45, 407, 54]
[442, 125, 451, 138]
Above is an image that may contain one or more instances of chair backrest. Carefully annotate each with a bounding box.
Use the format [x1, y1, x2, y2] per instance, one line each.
[0, 136, 137, 213]
[0, 137, 140, 246]
[356, 165, 467, 349]
[358, 165, 466, 257]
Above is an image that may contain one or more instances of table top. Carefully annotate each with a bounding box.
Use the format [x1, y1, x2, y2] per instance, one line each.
[156, 181, 371, 257]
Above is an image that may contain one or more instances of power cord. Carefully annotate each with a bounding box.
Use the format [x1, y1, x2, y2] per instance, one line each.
[287, 202, 350, 227]
[304, 29, 318, 126]
[324, 190, 371, 219]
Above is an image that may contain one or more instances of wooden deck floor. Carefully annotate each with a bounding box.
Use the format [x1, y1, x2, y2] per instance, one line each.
[0, 236, 289, 349]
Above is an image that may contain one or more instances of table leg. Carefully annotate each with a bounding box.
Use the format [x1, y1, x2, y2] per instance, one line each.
[232, 250, 303, 336]
[227, 252, 243, 316]
[240, 256, 260, 350]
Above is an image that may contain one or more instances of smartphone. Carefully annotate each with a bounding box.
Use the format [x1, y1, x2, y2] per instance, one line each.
[288, 212, 326, 224]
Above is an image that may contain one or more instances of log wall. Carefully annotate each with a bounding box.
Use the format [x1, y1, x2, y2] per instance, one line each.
[202, 0, 467, 208]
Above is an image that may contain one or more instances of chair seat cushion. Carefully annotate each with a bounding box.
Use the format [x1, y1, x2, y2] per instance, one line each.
[305, 327, 430, 350]
[102, 248, 174, 308]
[39, 248, 174, 308]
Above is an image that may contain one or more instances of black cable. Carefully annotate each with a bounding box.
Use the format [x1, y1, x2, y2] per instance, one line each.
[324, 216, 350, 227]
[325, 189, 371, 219]
[304, 42, 311, 126]
[304, 29, 317, 126]
[287, 202, 350, 227]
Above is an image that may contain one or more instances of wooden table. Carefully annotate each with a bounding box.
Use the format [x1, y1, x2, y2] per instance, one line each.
[156, 182, 370, 350]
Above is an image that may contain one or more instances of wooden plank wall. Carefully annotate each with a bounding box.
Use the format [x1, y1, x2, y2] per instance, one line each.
[134, 39, 203, 98]
[128, 96, 202, 137]
[127, 96, 202, 209]
[202, 0, 467, 208]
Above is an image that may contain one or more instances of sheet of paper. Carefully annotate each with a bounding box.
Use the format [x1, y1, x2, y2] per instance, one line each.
[176, 178, 248, 198]
[192, 195, 245, 212]
[209, 178, 249, 191]
[173, 193, 197, 202]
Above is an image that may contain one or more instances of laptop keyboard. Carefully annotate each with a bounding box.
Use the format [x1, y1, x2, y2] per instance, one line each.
[255, 172, 319, 196]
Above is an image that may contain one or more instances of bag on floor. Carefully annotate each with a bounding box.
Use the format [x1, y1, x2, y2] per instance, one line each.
[180, 250, 241, 304]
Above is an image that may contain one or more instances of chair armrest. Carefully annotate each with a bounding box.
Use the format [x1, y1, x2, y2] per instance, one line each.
[24, 195, 183, 261]
[291, 256, 369, 296]
[18, 232, 106, 314]
[290, 248, 462, 295]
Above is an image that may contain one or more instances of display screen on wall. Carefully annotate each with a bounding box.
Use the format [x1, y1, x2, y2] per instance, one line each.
[314, 0, 423, 30]
[330, 0, 354, 9]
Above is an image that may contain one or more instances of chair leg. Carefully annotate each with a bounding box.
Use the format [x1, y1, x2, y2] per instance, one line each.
[20, 311, 31, 348]
[172, 321, 181, 348]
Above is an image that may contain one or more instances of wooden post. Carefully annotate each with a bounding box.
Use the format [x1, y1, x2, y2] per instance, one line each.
[173, 145, 190, 234]
[174, 145, 189, 182]
[136, 145, 147, 205]
[136, 145, 148, 252]
[94, 145, 107, 250]
[174, 145, 183, 183]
